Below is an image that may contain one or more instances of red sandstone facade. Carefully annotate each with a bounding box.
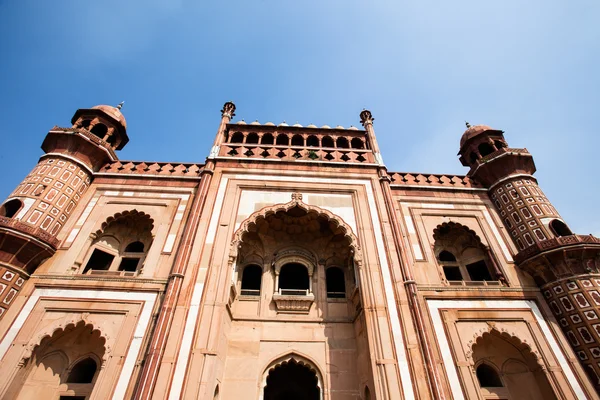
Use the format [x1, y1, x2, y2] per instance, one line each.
[0, 102, 598, 399]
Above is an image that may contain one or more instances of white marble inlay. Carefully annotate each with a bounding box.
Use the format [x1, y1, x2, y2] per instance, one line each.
[168, 283, 205, 400]
[412, 243, 424, 260]
[104, 191, 119, 196]
[404, 214, 416, 234]
[163, 233, 177, 253]
[420, 203, 455, 209]
[481, 208, 513, 262]
[427, 299, 587, 400]
[0, 288, 157, 400]
[66, 228, 80, 243]
[15, 198, 35, 220]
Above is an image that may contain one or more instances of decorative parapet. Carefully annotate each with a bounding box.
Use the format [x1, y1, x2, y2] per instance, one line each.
[273, 293, 315, 314]
[389, 172, 484, 189]
[98, 161, 204, 177]
[0, 216, 60, 249]
[515, 234, 600, 264]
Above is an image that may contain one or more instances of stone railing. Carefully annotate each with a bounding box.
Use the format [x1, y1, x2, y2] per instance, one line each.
[99, 161, 204, 177]
[50, 127, 117, 159]
[219, 143, 375, 164]
[389, 172, 484, 189]
[478, 147, 530, 164]
[0, 216, 60, 248]
[515, 234, 600, 263]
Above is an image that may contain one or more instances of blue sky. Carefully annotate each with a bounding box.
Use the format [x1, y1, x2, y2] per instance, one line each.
[0, 1, 598, 235]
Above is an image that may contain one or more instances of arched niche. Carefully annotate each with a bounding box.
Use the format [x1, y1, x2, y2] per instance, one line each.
[259, 352, 324, 400]
[7, 320, 107, 399]
[470, 329, 558, 400]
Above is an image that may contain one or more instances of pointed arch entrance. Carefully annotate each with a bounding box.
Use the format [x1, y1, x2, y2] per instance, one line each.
[260, 354, 323, 400]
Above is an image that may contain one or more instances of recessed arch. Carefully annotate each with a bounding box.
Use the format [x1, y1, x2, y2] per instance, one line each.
[261, 133, 274, 145]
[230, 132, 244, 143]
[321, 136, 334, 148]
[246, 132, 259, 144]
[260, 352, 324, 400]
[478, 142, 495, 157]
[231, 196, 360, 258]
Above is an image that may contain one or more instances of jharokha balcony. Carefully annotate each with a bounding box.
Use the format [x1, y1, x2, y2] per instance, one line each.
[218, 122, 376, 164]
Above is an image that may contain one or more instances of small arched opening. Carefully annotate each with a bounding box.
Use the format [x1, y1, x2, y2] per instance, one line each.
[66, 358, 98, 384]
[322, 136, 334, 148]
[213, 385, 220, 400]
[261, 133, 275, 145]
[291, 134, 304, 147]
[364, 386, 371, 400]
[246, 132, 259, 144]
[264, 358, 320, 400]
[306, 135, 319, 147]
[241, 264, 262, 296]
[230, 132, 244, 143]
[276, 134, 289, 146]
[476, 363, 503, 387]
[494, 140, 506, 149]
[80, 119, 92, 129]
[0, 198, 23, 218]
[336, 137, 349, 149]
[478, 142, 495, 157]
[90, 123, 108, 139]
[326, 267, 346, 298]
[351, 138, 364, 149]
[549, 219, 573, 237]
[279, 263, 309, 295]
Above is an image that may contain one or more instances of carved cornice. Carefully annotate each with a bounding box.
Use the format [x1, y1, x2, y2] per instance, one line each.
[0, 216, 59, 249]
[515, 235, 600, 264]
[272, 293, 315, 313]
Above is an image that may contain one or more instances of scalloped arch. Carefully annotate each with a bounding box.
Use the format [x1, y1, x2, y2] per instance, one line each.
[260, 351, 324, 391]
[232, 197, 360, 258]
[433, 221, 484, 244]
[467, 327, 540, 364]
[21, 319, 109, 366]
[96, 209, 154, 236]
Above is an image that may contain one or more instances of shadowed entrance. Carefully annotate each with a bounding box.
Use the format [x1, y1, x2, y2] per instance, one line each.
[264, 359, 319, 400]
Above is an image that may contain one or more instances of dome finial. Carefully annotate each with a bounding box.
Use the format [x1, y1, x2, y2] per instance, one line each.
[117, 101, 125, 110]
[465, 121, 471, 128]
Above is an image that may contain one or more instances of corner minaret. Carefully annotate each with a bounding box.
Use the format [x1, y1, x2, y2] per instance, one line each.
[459, 123, 600, 390]
[0, 104, 128, 319]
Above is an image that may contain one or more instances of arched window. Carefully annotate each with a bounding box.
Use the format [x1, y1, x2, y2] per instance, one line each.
[230, 132, 244, 143]
[246, 132, 259, 144]
[83, 211, 153, 275]
[291, 134, 304, 146]
[326, 267, 346, 298]
[322, 136, 334, 148]
[0, 199, 23, 218]
[364, 386, 371, 400]
[241, 264, 262, 296]
[261, 133, 274, 145]
[550, 219, 573, 237]
[119, 241, 146, 272]
[67, 358, 98, 383]
[434, 223, 497, 284]
[306, 135, 319, 147]
[90, 123, 108, 138]
[81, 119, 92, 129]
[213, 385, 220, 400]
[478, 142, 495, 157]
[476, 363, 503, 387]
[351, 138, 364, 149]
[336, 137, 349, 148]
[279, 263, 309, 295]
[494, 140, 506, 149]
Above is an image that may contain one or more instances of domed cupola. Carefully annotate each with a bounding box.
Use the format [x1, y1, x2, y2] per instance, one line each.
[70, 103, 129, 150]
[458, 123, 507, 168]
